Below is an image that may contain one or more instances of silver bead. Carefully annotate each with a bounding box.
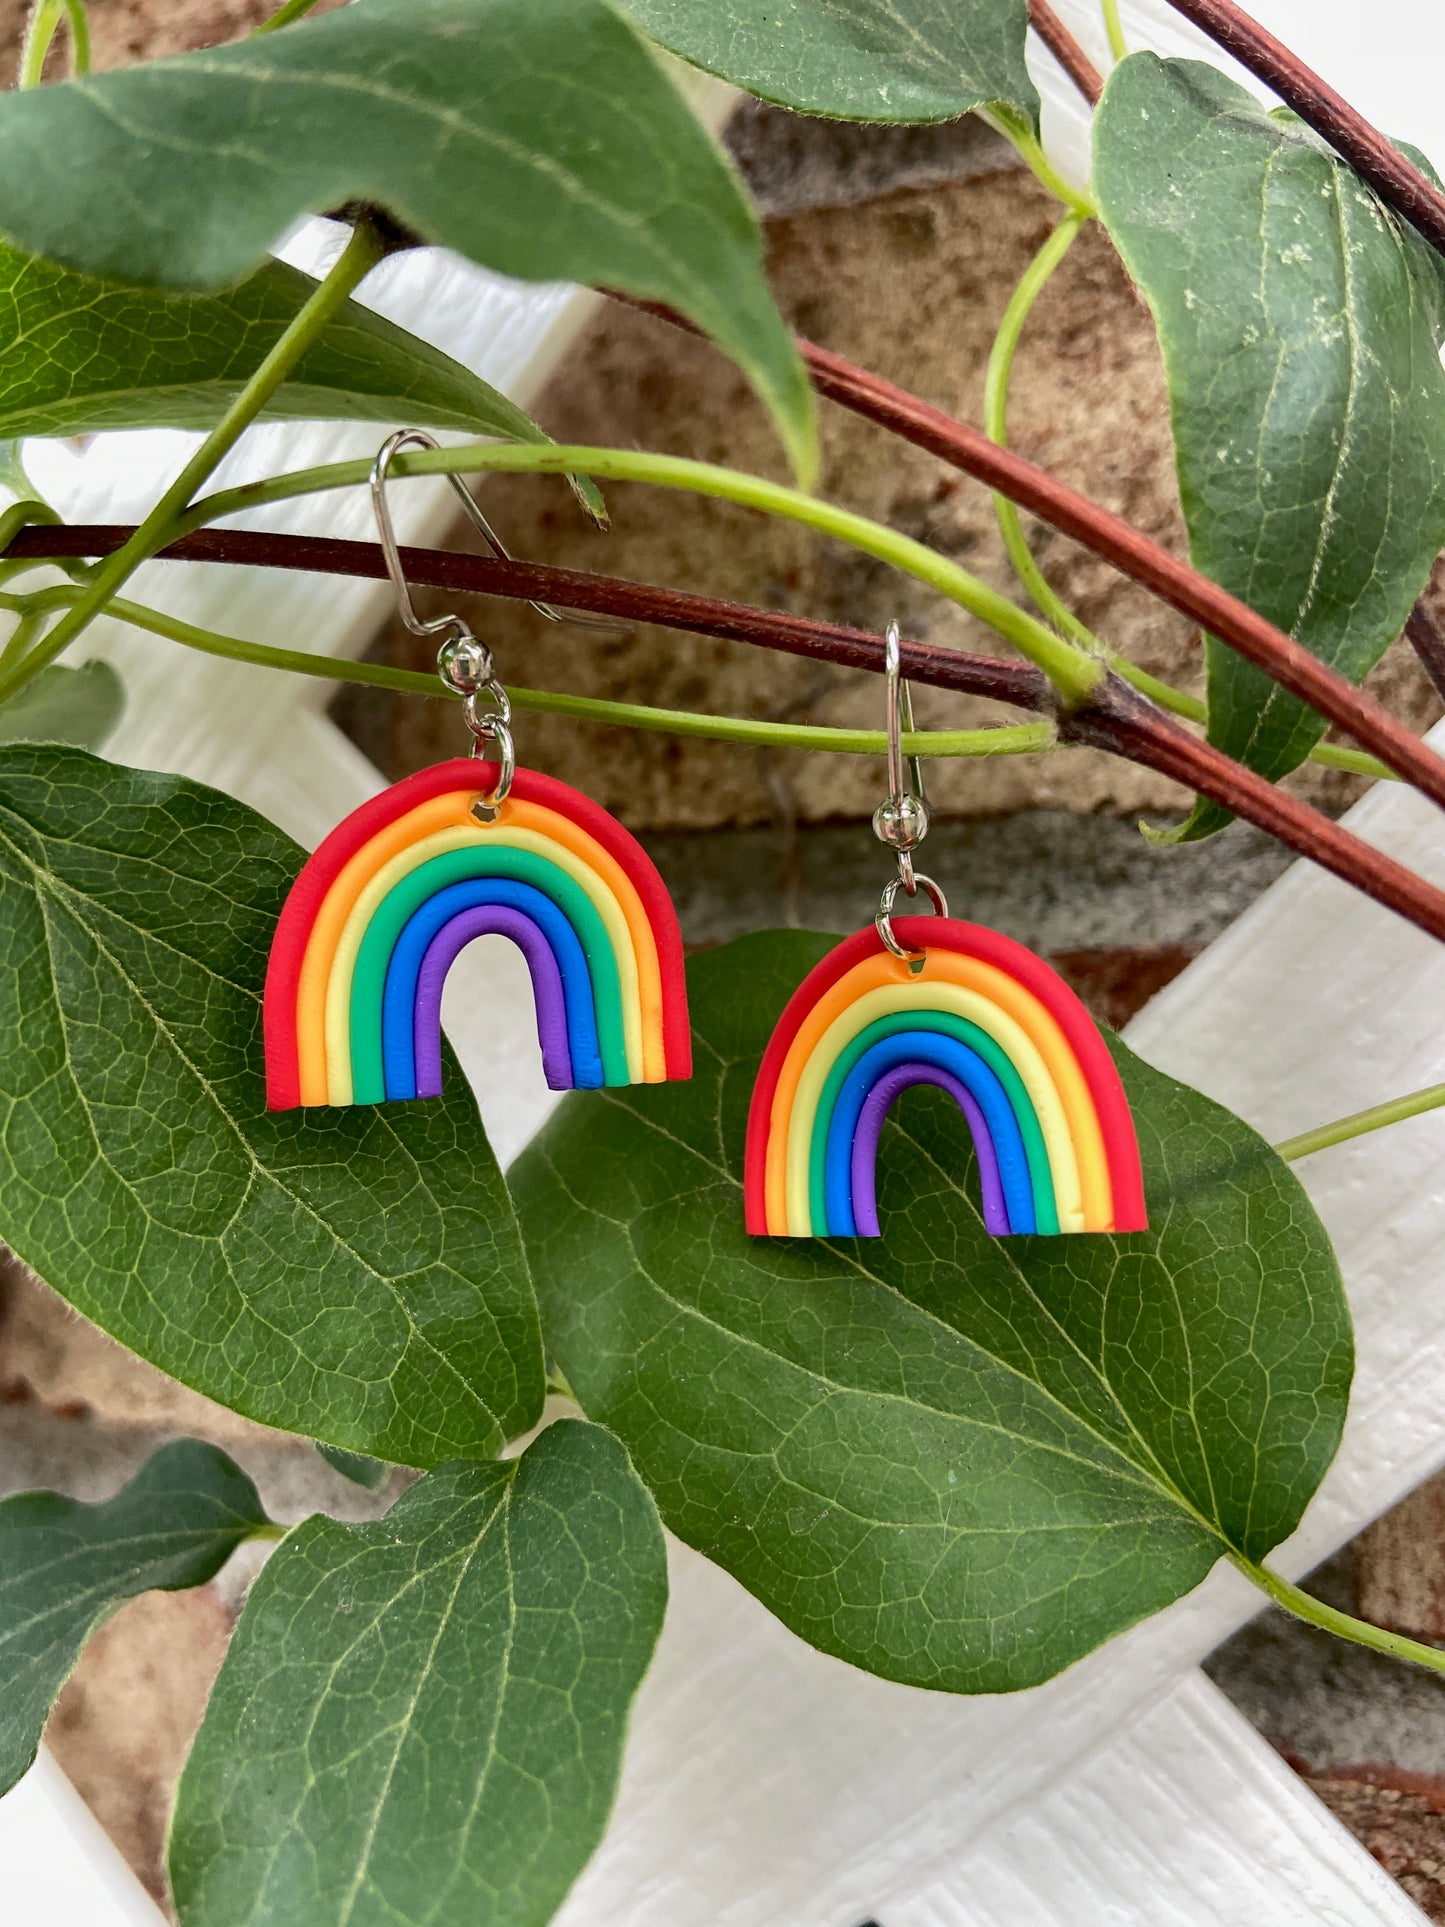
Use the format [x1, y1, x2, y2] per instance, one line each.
[437, 631, 493, 694]
[872, 793, 929, 851]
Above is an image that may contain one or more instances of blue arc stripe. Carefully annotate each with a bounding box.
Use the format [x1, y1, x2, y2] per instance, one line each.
[381, 878, 604, 1099]
[824, 1030, 1038, 1235]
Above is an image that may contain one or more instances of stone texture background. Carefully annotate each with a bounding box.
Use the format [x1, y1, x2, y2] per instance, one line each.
[4, 1, 1445, 1920]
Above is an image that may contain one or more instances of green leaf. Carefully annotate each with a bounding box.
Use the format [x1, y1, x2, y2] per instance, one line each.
[616, 0, 1038, 128]
[316, 1442, 391, 1489]
[512, 931, 1352, 1694]
[0, 242, 575, 447]
[0, 662, 123, 750]
[0, 1439, 269, 1796]
[0, 0, 815, 482]
[1095, 56, 1445, 839]
[0, 743, 544, 1466]
[171, 1421, 667, 1927]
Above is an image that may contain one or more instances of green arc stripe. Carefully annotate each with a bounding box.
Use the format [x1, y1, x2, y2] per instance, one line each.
[808, 1011, 1059, 1234]
[348, 848, 630, 1102]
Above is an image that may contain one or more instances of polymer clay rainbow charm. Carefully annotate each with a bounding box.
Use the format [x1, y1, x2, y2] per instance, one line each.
[263, 429, 690, 1111]
[743, 624, 1145, 1240]
[743, 916, 1145, 1236]
[263, 758, 690, 1109]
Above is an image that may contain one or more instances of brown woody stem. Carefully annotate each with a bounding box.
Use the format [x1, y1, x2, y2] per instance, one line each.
[1027, 0, 1104, 106]
[9, 521, 1445, 941]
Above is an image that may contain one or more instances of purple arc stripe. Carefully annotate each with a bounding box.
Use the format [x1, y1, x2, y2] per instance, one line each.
[850, 1064, 1010, 1237]
[414, 905, 574, 1095]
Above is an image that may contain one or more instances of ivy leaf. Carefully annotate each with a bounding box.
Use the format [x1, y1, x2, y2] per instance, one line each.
[0, 744, 544, 1466]
[171, 1421, 667, 1927]
[512, 931, 1352, 1694]
[616, 0, 1039, 129]
[0, 0, 814, 482]
[0, 243, 577, 449]
[1095, 56, 1445, 839]
[0, 1439, 270, 1796]
[0, 663, 123, 751]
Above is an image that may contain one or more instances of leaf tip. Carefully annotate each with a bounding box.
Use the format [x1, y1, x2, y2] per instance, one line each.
[778, 370, 821, 492]
[1140, 796, 1229, 846]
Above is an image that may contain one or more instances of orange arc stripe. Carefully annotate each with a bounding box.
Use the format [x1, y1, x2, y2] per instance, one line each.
[763, 949, 1114, 1233]
[295, 789, 665, 1103]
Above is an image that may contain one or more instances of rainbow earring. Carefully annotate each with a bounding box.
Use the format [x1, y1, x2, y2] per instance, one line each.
[264, 431, 691, 1110]
[744, 625, 1146, 1239]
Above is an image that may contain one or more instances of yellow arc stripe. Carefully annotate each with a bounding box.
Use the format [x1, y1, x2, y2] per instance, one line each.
[767, 952, 1112, 1234]
[295, 792, 658, 1104]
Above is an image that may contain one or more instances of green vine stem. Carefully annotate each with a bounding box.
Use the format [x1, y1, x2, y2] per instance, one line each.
[0, 610, 43, 674]
[0, 585, 1056, 760]
[0, 441, 43, 507]
[1275, 1080, 1445, 1163]
[0, 500, 61, 556]
[18, 0, 89, 84]
[985, 211, 1095, 651]
[989, 105, 1097, 219]
[167, 442, 1108, 709]
[1101, 0, 1129, 62]
[1236, 1556, 1445, 1678]
[0, 219, 384, 712]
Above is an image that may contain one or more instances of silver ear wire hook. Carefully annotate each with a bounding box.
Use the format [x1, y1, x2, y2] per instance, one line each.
[369, 428, 625, 636]
[873, 621, 947, 962]
[370, 431, 507, 813]
[370, 429, 628, 819]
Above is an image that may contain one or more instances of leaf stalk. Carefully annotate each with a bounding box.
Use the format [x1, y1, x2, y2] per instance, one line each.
[18, 0, 89, 86]
[1236, 1556, 1445, 1679]
[985, 210, 1095, 651]
[1274, 1081, 1445, 1164]
[988, 105, 1097, 219]
[1101, 0, 1129, 63]
[254, 0, 328, 32]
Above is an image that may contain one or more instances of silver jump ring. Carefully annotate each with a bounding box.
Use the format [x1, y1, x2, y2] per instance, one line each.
[876, 872, 949, 962]
[461, 676, 516, 814]
[468, 720, 517, 819]
[464, 680, 512, 734]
